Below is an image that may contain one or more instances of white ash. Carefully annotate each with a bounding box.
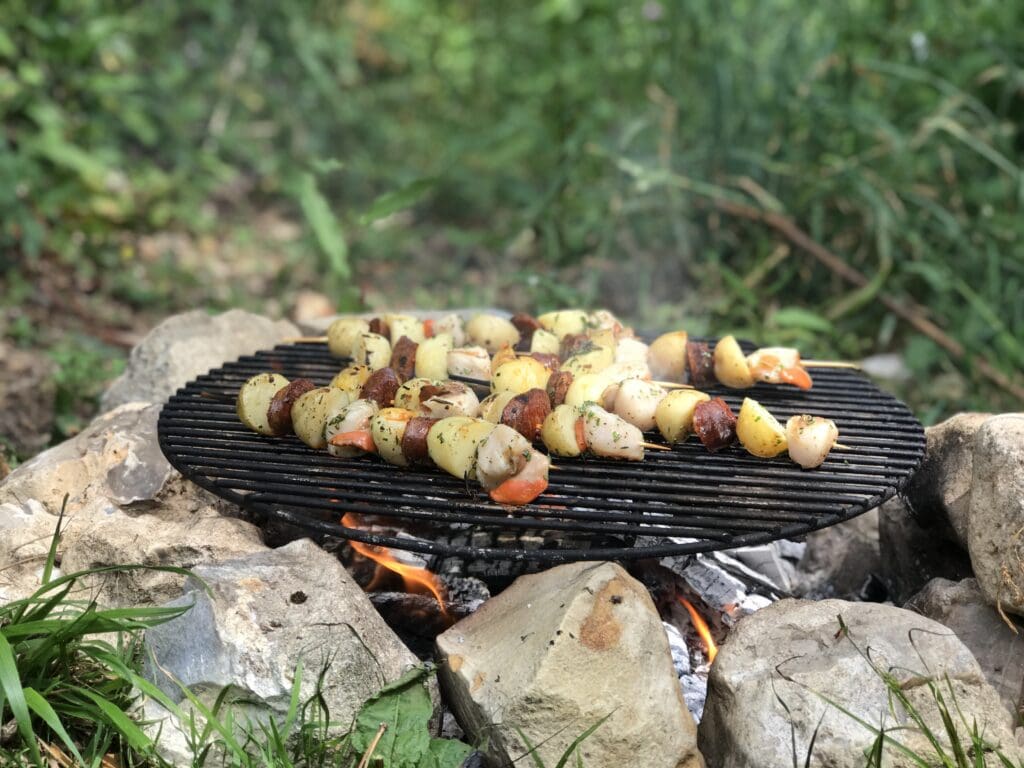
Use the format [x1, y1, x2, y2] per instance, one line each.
[663, 622, 708, 722]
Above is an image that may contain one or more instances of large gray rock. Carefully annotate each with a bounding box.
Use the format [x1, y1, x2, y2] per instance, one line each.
[699, 599, 1021, 767]
[436, 561, 704, 768]
[0, 402, 266, 605]
[906, 412, 992, 546]
[796, 509, 880, 599]
[0, 343, 57, 458]
[101, 309, 298, 411]
[879, 496, 973, 605]
[968, 414, 1024, 618]
[143, 539, 423, 762]
[907, 578, 1024, 719]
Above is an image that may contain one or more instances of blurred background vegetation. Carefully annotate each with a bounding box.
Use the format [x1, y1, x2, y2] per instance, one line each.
[1, 0, 1022, 452]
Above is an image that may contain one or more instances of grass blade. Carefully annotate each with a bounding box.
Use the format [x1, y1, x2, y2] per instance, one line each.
[553, 712, 611, 768]
[0, 633, 43, 765]
[22, 686, 84, 765]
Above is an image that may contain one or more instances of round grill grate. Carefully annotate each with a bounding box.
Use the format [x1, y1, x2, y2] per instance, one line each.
[157, 341, 924, 562]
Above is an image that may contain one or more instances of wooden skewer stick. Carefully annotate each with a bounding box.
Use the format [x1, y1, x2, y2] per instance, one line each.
[833, 442, 852, 450]
[356, 723, 388, 768]
[802, 360, 861, 370]
[642, 442, 673, 451]
[285, 335, 329, 344]
[654, 380, 695, 390]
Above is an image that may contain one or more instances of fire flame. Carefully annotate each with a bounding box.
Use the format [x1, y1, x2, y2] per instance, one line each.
[678, 597, 718, 663]
[341, 513, 449, 618]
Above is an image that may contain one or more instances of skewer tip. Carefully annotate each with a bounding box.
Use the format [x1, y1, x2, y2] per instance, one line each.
[642, 441, 673, 451]
[653, 380, 695, 390]
[833, 442, 852, 450]
[285, 335, 329, 344]
[802, 360, 861, 370]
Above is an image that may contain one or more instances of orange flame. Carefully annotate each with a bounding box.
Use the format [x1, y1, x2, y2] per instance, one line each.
[678, 597, 718, 664]
[342, 514, 450, 618]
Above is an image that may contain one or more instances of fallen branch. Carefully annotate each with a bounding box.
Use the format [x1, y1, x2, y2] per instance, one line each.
[708, 197, 1024, 403]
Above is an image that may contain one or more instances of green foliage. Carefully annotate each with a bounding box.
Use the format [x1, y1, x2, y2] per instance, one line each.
[0, 504, 194, 766]
[778, 615, 1024, 767]
[48, 334, 126, 440]
[1, 0, 1022, 420]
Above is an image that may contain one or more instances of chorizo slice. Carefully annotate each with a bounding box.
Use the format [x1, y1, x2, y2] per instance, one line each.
[359, 367, 401, 408]
[511, 312, 542, 351]
[401, 416, 439, 465]
[546, 370, 574, 407]
[389, 335, 419, 381]
[266, 378, 317, 436]
[686, 341, 716, 388]
[501, 388, 552, 442]
[693, 397, 737, 452]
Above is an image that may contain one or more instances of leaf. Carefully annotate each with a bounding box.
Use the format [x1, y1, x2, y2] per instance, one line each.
[359, 177, 438, 226]
[769, 307, 834, 334]
[0, 632, 42, 765]
[424, 738, 474, 768]
[349, 666, 435, 768]
[296, 171, 350, 280]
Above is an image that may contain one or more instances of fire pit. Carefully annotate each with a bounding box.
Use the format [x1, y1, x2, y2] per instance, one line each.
[156, 338, 925, 562]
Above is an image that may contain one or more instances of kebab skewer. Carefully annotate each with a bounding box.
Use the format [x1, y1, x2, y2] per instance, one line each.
[314, 309, 851, 392]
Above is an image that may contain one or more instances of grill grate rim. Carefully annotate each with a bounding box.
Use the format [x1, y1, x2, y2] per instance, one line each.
[156, 340, 925, 562]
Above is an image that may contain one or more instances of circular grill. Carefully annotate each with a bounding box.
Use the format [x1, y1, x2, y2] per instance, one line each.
[157, 341, 925, 562]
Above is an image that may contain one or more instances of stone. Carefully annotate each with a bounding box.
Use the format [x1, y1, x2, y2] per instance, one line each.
[796, 509, 881, 599]
[699, 599, 1021, 767]
[879, 496, 973, 605]
[101, 309, 298, 411]
[0, 402, 267, 605]
[907, 578, 1024, 719]
[0, 343, 57, 458]
[968, 414, 1024, 618]
[906, 412, 992, 546]
[291, 290, 335, 326]
[143, 539, 423, 760]
[436, 561, 704, 768]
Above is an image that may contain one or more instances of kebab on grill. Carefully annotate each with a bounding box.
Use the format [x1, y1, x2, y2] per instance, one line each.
[322, 309, 817, 392]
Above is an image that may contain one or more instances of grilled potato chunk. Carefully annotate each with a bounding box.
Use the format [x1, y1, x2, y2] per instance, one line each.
[394, 377, 441, 411]
[529, 328, 561, 356]
[480, 391, 518, 423]
[491, 357, 551, 396]
[714, 335, 755, 389]
[292, 386, 352, 449]
[648, 331, 688, 382]
[654, 389, 710, 444]
[371, 407, 416, 466]
[537, 310, 589, 339]
[330, 364, 373, 397]
[465, 314, 520, 354]
[427, 416, 497, 480]
[541, 404, 584, 457]
[563, 372, 612, 409]
[386, 314, 425, 345]
[237, 373, 291, 435]
[415, 333, 453, 380]
[352, 332, 392, 370]
[562, 344, 614, 377]
[736, 397, 788, 457]
[326, 318, 370, 358]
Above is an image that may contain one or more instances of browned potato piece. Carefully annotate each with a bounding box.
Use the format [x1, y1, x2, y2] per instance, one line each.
[648, 331, 688, 381]
[714, 335, 755, 389]
[237, 373, 291, 435]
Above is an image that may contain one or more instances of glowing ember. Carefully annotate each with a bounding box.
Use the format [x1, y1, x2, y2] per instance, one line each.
[678, 597, 718, 663]
[341, 513, 449, 618]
